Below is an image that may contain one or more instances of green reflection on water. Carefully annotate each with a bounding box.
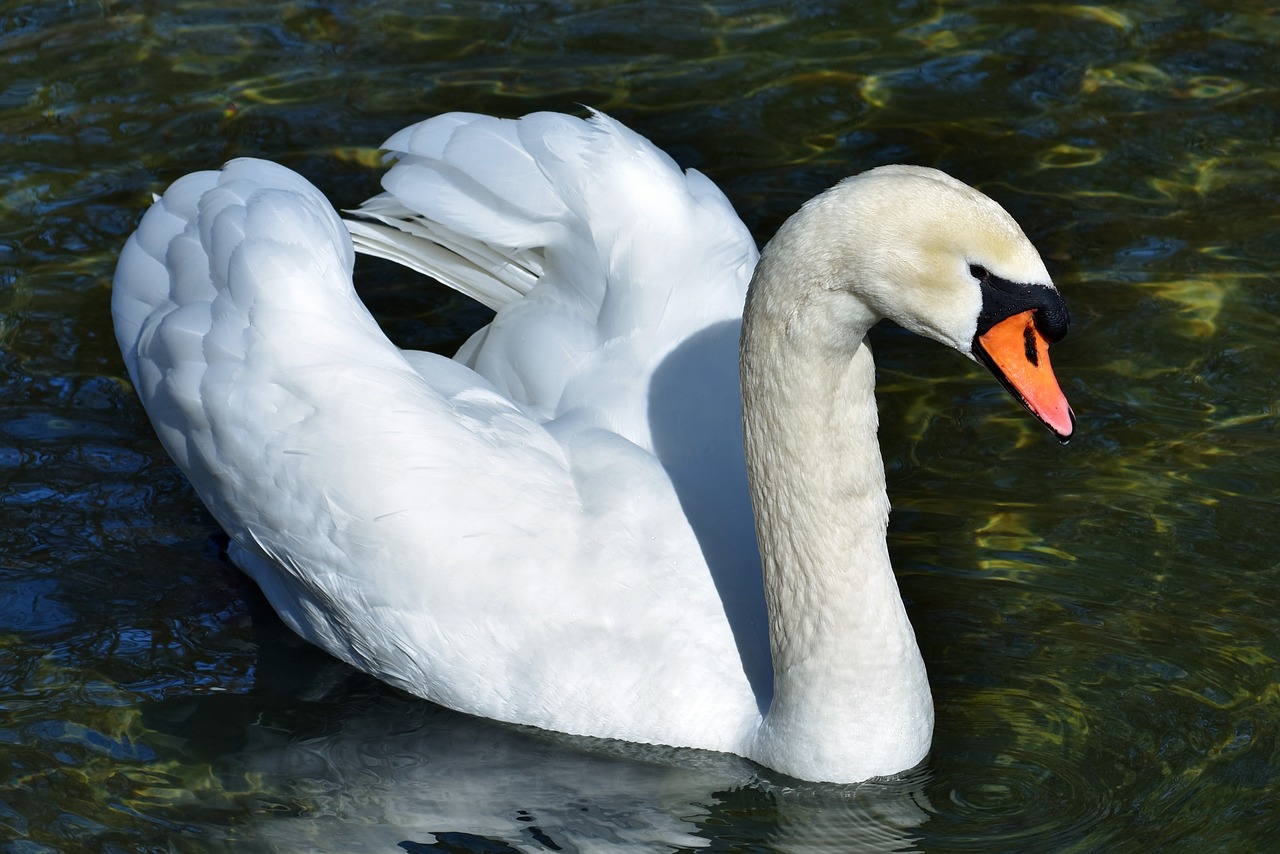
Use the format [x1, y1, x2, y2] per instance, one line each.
[2, 0, 1280, 850]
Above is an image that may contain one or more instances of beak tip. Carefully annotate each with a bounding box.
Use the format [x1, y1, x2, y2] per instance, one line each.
[1048, 407, 1076, 444]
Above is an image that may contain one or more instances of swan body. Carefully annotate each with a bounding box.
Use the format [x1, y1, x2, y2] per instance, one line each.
[112, 111, 1073, 783]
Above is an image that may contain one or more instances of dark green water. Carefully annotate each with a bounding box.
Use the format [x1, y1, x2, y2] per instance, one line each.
[3, 0, 1279, 850]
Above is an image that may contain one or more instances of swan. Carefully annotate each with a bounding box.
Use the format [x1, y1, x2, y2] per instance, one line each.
[111, 110, 1073, 784]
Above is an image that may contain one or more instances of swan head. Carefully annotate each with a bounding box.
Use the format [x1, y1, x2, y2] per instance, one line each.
[759, 164, 1075, 441]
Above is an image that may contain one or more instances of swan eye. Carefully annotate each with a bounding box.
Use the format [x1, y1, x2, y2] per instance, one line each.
[968, 264, 989, 282]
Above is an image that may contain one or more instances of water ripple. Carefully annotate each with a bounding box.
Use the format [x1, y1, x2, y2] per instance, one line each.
[3, 0, 1280, 850]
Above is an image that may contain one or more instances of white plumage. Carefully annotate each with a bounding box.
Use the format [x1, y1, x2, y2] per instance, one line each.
[113, 110, 1072, 783]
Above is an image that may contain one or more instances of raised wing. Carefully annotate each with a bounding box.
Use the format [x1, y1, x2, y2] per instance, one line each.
[112, 155, 761, 752]
[346, 110, 760, 452]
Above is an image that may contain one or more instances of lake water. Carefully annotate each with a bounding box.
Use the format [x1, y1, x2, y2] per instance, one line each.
[2, 0, 1279, 850]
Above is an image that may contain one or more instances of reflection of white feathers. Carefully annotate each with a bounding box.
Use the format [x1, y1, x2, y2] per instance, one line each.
[211, 677, 929, 852]
[239, 702, 738, 851]
[114, 110, 1059, 783]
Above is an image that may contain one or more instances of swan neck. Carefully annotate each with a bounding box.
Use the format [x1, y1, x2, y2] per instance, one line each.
[738, 211, 933, 782]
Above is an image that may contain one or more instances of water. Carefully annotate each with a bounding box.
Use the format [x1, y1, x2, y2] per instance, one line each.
[2, 0, 1279, 850]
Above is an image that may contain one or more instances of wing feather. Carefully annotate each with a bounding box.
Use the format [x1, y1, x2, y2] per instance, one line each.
[112, 151, 762, 751]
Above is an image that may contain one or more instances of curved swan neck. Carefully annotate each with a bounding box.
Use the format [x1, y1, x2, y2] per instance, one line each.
[739, 197, 933, 783]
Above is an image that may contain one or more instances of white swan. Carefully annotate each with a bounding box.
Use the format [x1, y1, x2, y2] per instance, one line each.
[111, 111, 1073, 783]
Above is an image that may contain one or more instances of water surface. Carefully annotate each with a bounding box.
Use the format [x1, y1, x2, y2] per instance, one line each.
[2, 1, 1279, 850]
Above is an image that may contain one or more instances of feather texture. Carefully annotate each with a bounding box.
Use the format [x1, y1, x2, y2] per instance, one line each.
[114, 116, 767, 757]
[113, 110, 1069, 782]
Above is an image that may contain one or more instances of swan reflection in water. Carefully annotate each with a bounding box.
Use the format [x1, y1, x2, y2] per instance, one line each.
[155, 637, 931, 852]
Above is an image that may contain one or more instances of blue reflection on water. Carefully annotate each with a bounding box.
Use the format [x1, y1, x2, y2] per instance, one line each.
[0, 577, 76, 635]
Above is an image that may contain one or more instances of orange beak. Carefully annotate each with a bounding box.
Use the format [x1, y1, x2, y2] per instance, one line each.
[974, 310, 1074, 442]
